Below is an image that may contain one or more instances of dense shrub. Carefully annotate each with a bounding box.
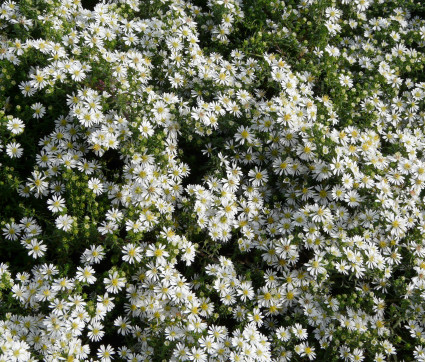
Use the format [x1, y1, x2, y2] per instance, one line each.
[1, 0, 425, 360]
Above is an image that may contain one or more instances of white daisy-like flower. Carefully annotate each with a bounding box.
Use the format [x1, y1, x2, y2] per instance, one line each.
[27, 239, 47, 258]
[31, 102, 46, 119]
[88, 177, 104, 195]
[47, 195, 66, 213]
[55, 214, 74, 232]
[76, 265, 96, 284]
[6, 141, 23, 158]
[7, 117, 25, 135]
[122, 243, 143, 264]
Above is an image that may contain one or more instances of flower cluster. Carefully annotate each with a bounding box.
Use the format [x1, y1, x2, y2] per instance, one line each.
[0, 0, 425, 361]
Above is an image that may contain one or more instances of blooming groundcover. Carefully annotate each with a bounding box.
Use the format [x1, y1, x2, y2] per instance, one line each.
[1, 0, 425, 360]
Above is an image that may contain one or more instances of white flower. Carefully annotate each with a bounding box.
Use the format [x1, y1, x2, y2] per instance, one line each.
[325, 7, 341, 21]
[88, 322, 105, 342]
[31, 102, 46, 119]
[2, 222, 22, 240]
[105, 208, 124, 222]
[97, 345, 115, 362]
[19, 81, 36, 96]
[248, 167, 268, 187]
[325, 44, 340, 57]
[6, 141, 23, 158]
[30, 69, 48, 89]
[28, 170, 48, 194]
[188, 347, 207, 362]
[386, 213, 407, 237]
[27, 239, 47, 258]
[97, 293, 115, 312]
[7, 117, 25, 135]
[248, 307, 264, 326]
[70, 63, 86, 81]
[181, 241, 196, 266]
[292, 323, 308, 340]
[76, 266, 96, 284]
[8, 341, 31, 361]
[237, 281, 255, 302]
[104, 271, 126, 294]
[300, 343, 316, 360]
[139, 120, 154, 137]
[146, 243, 169, 265]
[306, 257, 326, 277]
[82, 245, 105, 264]
[174, 343, 190, 360]
[55, 214, 74, 232]
[122, 243, 143, 264]
[47, 195, 66, 213]
[339, 74, 353, 88]
[276, 326, 291, 341]
[98, 220, 118, 235]
[88, 177, 104, 195]
[234, 126, 253, 145]
[114, 316, 132, 335]
[310, 204, 332, 223]
[345, 190, 363, 207]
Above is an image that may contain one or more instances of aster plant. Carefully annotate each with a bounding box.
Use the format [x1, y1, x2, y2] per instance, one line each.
[1, 0, 425, 361]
